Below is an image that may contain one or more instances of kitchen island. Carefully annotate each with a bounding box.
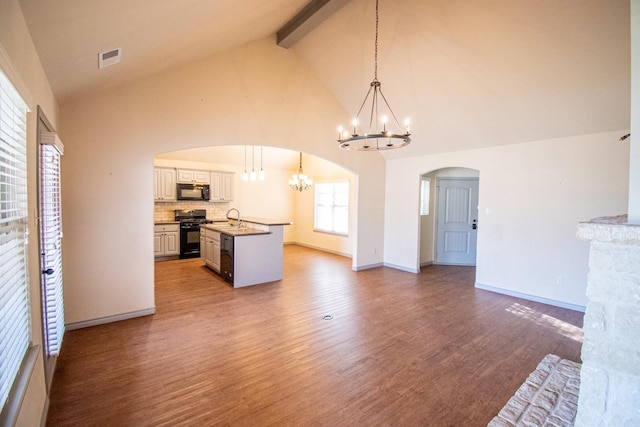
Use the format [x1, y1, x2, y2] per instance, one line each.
[200, 217, 291, 288]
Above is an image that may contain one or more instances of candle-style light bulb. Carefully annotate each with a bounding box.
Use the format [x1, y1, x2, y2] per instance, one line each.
[381, 115, 388, 132]
[352, 118, 358, 135]
[338, 125, 343, 141]
[404, 118, 411, 134]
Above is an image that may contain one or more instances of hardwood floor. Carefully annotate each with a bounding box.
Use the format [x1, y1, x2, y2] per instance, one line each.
[47, 245, 584, 426]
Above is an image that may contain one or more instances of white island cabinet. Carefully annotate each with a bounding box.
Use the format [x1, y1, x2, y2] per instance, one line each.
[200, 217, 291, 288]
[201, 227, 221, 272]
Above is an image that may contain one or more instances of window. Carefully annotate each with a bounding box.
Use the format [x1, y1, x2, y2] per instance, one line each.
[0, 69, 30, 412]
[314, 181, 349, 235]
[420, 177, 431, 215]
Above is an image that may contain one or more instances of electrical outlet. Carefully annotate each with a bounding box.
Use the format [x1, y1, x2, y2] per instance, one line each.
[556, 276, 564, 285]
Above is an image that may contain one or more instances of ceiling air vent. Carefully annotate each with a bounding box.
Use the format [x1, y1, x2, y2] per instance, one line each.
[98, 48, 122, 69]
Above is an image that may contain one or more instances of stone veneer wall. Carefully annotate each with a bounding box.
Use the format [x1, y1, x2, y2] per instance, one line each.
[576, 215, 640, 426]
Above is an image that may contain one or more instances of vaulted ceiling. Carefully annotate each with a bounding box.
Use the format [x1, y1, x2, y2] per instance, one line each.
[19, 0, 630, 160]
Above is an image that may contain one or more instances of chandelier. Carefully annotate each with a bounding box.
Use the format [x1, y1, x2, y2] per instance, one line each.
[289, 152, 312, 192]
[337, 0, 411, 151]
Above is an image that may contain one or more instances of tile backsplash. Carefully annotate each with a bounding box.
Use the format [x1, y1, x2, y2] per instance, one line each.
[154, 201, 231, 222]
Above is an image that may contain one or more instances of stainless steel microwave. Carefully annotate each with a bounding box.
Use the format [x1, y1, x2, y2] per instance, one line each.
[176, 183, 210, 201]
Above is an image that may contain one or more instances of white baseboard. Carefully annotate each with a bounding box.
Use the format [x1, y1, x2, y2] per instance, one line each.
[353, 262, 383, 271]
[288, 241, 352, 258]
[475, 283, 586, 312]
[66, 307, 156, 330]
[382, 262, 419, 274]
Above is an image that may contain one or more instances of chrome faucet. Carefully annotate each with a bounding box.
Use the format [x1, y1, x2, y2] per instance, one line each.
[226, 208, 241, 227]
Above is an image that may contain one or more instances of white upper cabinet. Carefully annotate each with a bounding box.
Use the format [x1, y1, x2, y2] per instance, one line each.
[154, 168, 177, 202]
[210, 172, 234, 202]
[177, 169, 210, 184]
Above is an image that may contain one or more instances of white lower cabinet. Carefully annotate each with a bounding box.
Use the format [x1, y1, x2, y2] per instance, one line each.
[202, 228, 220, 272]
[154, 224, 179, 257]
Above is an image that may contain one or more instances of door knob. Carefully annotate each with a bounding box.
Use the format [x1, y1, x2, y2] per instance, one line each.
[42, 268, 54, 275]
[472, 219, 477, 230]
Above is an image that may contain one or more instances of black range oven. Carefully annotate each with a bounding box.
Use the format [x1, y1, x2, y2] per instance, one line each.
[175, 209, 211, 259]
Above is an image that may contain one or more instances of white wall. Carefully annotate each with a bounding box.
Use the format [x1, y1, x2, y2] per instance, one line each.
[385, 131, 629, 308]
[59, 36, 386, 325]
[0, 0, 60, 424]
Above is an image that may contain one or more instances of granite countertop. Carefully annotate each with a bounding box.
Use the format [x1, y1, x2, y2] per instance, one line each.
[208, 217, 228, 223]
[200, 223, 270, 237]
[577, 214, 640, 242]
[240, 217, 293, 226]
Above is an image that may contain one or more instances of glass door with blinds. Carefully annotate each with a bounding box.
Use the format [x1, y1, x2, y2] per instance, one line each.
[36, 107, 65, 388]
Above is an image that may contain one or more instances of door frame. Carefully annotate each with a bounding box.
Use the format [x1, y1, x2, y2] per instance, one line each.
[36, 106, 61, 390]
[434, 176, 479, 266]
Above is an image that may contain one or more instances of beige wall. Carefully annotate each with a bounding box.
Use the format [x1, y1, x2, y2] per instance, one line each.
[386, 131, 629, 309]
[59, 36, 386, 325]
[0, 0, 61, 424]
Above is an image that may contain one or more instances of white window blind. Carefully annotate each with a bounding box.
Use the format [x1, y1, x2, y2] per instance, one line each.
[314, 181, 349, 235]
[420, 177, 430, 215]
[0, 69, 30, 411]
[40, 131, 64, 356]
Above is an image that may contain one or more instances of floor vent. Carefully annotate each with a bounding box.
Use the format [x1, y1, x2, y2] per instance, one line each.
[98, 48, 122, 69]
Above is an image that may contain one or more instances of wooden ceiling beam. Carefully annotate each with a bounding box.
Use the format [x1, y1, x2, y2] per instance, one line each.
[277, 0, 350, 48]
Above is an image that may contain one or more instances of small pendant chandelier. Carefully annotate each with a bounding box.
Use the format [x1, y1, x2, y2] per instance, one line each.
[289, 152, 313, 192]
[250, 145, 257, 181]
[258, 145, 266, 180]
[242, 145, 249, 181]
[337, 0, 411, 151]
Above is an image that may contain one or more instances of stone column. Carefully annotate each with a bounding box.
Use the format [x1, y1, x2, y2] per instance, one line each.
[575, 215, 640, 426]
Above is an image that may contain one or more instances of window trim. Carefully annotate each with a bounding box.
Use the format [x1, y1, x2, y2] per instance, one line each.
[0, 346, 39, 427]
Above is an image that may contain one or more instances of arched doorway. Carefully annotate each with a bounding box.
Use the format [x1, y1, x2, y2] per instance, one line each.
[419, 167, 480, 267]
[152, 145, 358, 263]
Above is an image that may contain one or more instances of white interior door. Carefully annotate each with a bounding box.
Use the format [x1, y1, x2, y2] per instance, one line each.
[435, 178, 479, 265]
